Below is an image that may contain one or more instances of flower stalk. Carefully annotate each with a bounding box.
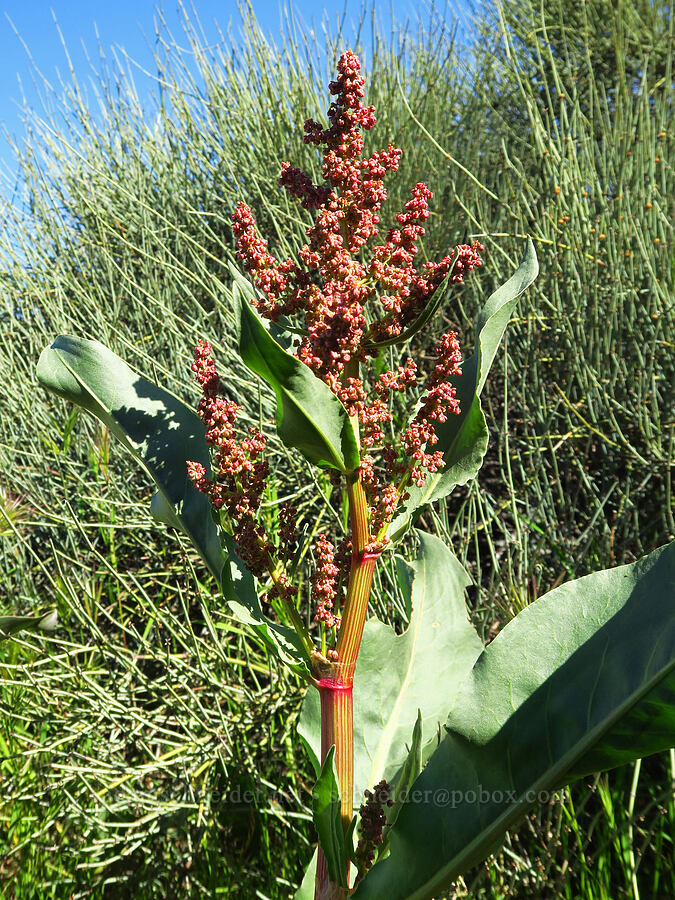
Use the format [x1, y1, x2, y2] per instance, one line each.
[315, 661, 355, 900]
[186, 48, 484, 899]
[335, 475, 380, 672]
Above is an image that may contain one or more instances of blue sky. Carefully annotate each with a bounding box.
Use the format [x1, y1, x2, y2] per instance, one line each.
[0, 0, 468, 194]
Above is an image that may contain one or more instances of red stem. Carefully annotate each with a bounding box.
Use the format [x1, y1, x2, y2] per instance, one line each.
[314, 663, 355, 900]
[314, 472, 383, 898]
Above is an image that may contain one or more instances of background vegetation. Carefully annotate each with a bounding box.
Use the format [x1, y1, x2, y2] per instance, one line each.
[1, 0, 672, 896]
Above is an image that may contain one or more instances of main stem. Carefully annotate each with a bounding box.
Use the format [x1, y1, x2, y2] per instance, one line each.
[315, 665, 354, 900]
[314, 467, 380, 899]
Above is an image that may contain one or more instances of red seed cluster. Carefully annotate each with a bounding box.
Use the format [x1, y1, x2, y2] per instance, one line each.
[231, 51, 485, 536]
[356, 779, 393, 875]
[186, 340, 273, 578]
[277, 501, 299, 563]
[201, 50, 490, 617]
[400, 330, 464, 485]
[312, 534, 342, 629]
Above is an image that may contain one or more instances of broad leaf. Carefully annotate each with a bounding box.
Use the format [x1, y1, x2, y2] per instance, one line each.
[389, 239, 538, 541]
[232, 268, 360, 473]
[37, 337, 309, 675]
[354, 540, 675, 899]
[37, 336, 225, 584]
[312, 746, 348, 888]
[299, 531, 484, 800]
[0, 610, 58, 640]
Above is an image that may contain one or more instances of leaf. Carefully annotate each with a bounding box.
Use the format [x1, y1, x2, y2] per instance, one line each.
[293, 850, 318, 900]
[385, 710, 423, 829]
[0, 610, 58, 640]
[312, 745, 348, 888]
[378, 710, 423, 861]
[299, 531, 484, 801]
[37, 336, 226, 585]
[345, 814, 359, 866]
[37, 336, 309, 676]
[389, 239, 538, 542]
[232, 266, 360, 473]
[353, 540, 675, 899]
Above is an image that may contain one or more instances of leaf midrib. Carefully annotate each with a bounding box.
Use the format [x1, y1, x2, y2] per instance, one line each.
[365, 555, 430, 789]
[403, 649, 675, 900]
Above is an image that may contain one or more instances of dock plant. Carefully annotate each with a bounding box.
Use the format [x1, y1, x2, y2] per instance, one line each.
[37, 51, 675, 900]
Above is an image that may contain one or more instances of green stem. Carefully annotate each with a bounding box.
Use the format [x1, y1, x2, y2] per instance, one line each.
[265, 550, 315, 662]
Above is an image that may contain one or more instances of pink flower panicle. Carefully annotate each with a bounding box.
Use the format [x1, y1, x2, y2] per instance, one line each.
[231, 203, 298, 320]
[369, 239, 485, 344]
[186, 340, 273, 578]
[335, 538, 353, 578]
[231, 53, 484, 526]
[279, 163, 332, 210]
[265, 571, 296, 610]
[401, 331, 463, 486]
[452, 241, 485, 282]
[226, 51, 485, 574]
[312, 534, 342, 629]
[356, 780, 393, 875]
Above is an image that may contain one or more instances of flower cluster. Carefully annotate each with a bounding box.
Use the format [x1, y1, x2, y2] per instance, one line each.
[401, 330, 463, 486]
[277, 501, 299, 563]
[192, 52, 485, 649]
[355, 779, 393, 876]
[311, 534, 342, 629]
[186, 340, 273, 578]
[232, 50, 484, 539]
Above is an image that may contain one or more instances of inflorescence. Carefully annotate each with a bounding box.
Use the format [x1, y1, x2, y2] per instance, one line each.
[355, 779, 393, 877]
[188, 50, 483, 635]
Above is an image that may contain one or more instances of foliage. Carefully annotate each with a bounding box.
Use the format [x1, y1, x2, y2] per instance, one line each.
[34, 41, 675, 900]
[1, 0, 673, 897]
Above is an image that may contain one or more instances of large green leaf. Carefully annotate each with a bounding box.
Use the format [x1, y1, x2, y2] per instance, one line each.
[389, 239, 538, 542]
[37, 336, 225, 584]
[298, 531, 484, 800]
[37, 336, 309, 676]
[354, 539, 675, 899]
[312, 746, 348, 888]
[0, 610, 58, 640]
[232, 268, 360, 473]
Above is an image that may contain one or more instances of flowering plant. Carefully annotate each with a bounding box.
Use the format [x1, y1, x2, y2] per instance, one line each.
[38, 51, 675, 900]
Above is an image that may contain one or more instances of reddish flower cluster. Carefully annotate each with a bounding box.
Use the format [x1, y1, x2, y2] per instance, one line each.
[359, 455, 399, 533]
[190, 51, 485, 643]
[277, 501, 299, 563]
[355, 779, 393, 875]
[231, 50, 484, 538]
[186, 340, 273, 578]
[231, 204, 296, 308]
[401, 330, 463, 486]
[311, 534, 342, 629]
